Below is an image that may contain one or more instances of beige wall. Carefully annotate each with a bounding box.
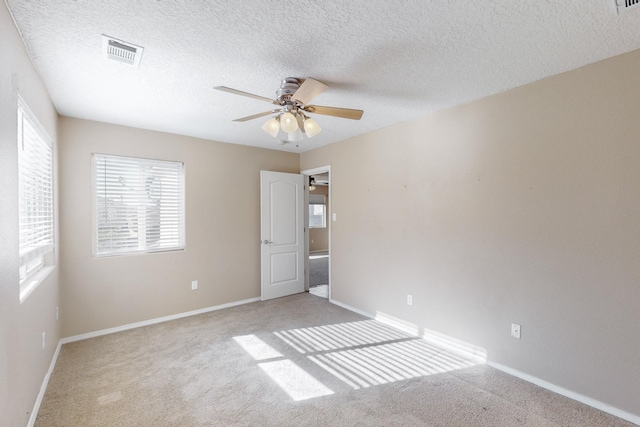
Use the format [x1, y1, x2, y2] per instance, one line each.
[301, 49, 640, 417]
[0, 3, 61, 426]
[309, 185, 329, 252]
[59, 118, 299, 337]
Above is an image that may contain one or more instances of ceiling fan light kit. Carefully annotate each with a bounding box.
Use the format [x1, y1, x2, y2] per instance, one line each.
[280, 111, 298, 133]
[303, 117, 321, 138]
[214, 77, 363, 144]
[261, 117, 280, 138]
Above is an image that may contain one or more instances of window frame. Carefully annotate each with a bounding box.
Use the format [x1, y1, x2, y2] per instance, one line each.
[17, 96, 55, 300]
[308, 194, 327, 229]
[92, 153, 185, 257]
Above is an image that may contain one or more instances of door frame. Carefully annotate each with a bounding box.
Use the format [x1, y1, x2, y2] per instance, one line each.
[301, 165, 331, 300]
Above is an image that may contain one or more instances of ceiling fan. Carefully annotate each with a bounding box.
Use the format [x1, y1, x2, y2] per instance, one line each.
[214, 77, 363, 142]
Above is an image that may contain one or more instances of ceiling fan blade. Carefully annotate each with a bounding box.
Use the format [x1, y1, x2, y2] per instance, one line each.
[304, 105, 364, 120]
[292, 78, 328, 105]
[232, 110, 278, 122]
[214, 86, 280, 105]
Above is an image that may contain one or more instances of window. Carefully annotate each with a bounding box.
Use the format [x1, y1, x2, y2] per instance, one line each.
[309, 194, 326, 228]
[18, 98, 54, 286]
[94, 154, 185, 256]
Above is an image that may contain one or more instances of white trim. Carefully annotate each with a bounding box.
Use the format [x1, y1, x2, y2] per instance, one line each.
[19, 265, 55, 303]
[374, 311, 421, 337]
[330, 298, 640, 425]
[376, 312, 487, 364]
[329, 298, 374, 319]
[28, 339, 62, 427]
[487, 361, 640, 426]
[61, 297, 260, 344]
[301, 165, 331, 300]
[17, 95, 53, 144]
[301, 165, 332, 177]
[17, 95, 56, 303]
[420, 327, 488, 364]
[330, 299, 486, 363]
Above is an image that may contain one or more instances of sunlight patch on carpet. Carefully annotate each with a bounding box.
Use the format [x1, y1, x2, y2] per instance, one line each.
[258, 360, 334, 401]
[309, 339, 478, 390]
[274, 319, 410, 353]
[233, 334, 283, 361]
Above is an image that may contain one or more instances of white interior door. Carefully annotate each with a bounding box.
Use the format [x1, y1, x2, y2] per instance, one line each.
[260, 171, 304, 301]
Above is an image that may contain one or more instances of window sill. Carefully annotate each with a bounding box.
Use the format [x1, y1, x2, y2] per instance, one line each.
[20, 265, 55, 304]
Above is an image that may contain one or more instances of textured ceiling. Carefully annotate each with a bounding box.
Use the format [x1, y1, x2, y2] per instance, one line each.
[6, 0, 640, 152]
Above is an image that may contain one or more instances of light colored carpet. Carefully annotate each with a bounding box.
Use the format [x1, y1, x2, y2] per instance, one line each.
[309, 284, 328, 299]
[36, 294, 637, 427]
[309, 252, 328, 287]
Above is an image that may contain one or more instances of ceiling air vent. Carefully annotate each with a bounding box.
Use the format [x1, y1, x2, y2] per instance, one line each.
[617, 0, 640, 13]
[102, 35, 144, 68]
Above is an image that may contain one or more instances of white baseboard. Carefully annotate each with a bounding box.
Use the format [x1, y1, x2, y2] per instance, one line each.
[330, 299, 422, 338]
[487, 361, 640, 426]
[61, 297, 260, 344]
[28, 339, 62, 427]
[330, 298, 639, 425]
[329, 298, 374, 319]
[374, 311, 421, 337]
[330, 298, 486, 364]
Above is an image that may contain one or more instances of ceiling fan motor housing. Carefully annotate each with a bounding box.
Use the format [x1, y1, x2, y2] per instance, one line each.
[276, 77, 301, 102]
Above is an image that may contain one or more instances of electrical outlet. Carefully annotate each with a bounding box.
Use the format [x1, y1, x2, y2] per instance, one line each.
[42, 332, 46, 349]
[511, 323, 521, 339]
[407, 295, 413, 306]
[191, 280, 198, 290]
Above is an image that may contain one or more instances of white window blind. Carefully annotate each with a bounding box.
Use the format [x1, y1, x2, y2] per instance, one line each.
[309, 194, 326, 205]
[94, 154, 185, 256]
[18, 100, 54, 281]
[309, 194, 326, 228]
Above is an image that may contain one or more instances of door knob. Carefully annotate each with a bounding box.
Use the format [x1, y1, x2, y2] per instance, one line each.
[263, 240, 273, 244]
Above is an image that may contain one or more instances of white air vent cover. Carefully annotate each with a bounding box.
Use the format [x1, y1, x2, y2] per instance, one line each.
[617, 0, 640, 13]
[102, 35, 144, 67]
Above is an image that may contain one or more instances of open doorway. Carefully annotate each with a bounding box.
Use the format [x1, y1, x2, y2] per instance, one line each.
[303, 167, 330, 299]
